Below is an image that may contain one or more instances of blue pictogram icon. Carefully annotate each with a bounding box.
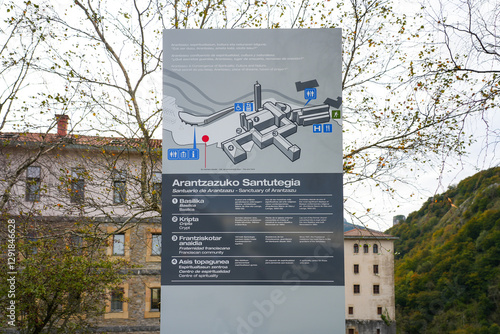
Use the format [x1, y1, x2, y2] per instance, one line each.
[244, 102, 254, 112]
[234, 103, 244, 112]
[313, 124, 322, 133]
[304, 88, 317, 106]
[167, 148, 199, 160]
[305, 88, 317, 99]
[168, 149, 178, 159]
[323, 124, 333, 133]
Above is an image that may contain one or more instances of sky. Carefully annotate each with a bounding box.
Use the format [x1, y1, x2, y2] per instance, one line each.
[2, 0, 497, 233]
[362, 115, 500, 232]
[352, 0, 500, 231]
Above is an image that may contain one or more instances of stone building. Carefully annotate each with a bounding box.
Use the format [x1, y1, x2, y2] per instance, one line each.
[344, 228, 398, 334]
[0, 116, 162, 333]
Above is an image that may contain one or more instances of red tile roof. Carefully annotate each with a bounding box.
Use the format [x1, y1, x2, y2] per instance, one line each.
[0, 132, 162, 149]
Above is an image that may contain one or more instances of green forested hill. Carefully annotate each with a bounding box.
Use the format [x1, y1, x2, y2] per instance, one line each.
[387, 167, 500, 334]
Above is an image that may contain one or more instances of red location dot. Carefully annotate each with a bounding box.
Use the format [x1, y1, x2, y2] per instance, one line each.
[202, 135, 209, 168]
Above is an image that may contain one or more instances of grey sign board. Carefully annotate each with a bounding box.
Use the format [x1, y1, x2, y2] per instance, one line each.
[162, 29, 344, 334]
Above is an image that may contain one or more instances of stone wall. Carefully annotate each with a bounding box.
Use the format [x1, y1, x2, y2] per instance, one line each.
[93, 222, 161, 333]
[346, 319, 396, 334]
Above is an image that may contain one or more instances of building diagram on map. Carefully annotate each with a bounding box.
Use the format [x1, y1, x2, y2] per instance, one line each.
[174, 81, 341, 165]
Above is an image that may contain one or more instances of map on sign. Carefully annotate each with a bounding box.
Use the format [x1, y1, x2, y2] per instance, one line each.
[164, 79, 341, 165]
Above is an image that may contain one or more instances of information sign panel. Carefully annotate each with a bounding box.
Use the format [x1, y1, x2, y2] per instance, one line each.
[162, 29, 344, 334]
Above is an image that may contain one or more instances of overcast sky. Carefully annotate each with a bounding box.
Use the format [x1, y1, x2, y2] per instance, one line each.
[358, 0, 500, 231]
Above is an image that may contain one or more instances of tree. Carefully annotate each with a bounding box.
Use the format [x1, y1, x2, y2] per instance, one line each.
[1, 1, 41, 133]
[0, 217, 129, 334]
[1, 2, 161, 330]
[8, 0, 491, 229]
[29, 0, 470, 227]
[1, 0, 494, 225]
[389, 167, 500, 333]
[1, 0, 498, 329]
[411, 0, 499, 174]
[0, 130, 153, 333]
[421, 0, 498, 108]
[0, 1, 55, 212]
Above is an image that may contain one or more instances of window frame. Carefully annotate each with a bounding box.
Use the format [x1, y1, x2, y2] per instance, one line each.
[151, 233, 162, 256]
[104, 283, 129, 319]
[70, 168, 85, 203]
[69, 234, 84, 255]
[373, 264, 379, 275]
[150, 287, 161, 311]
[113, 180, 126, 204]
[27, 231, 38, 255]
[353, 264, 359, 274]
[112, 169, 127, 204]
[373, 284, 380, 294]
[363, 244, 369, 253]
[110, 288, 124, 312]
[106, 227, 130, 260]
[146, 228, 162, 262]
[112, 233, 125, 256]
[373, 243, 379, 254]
[353, 284, 360, 294]
[353, 243, 359, 254]
[144, 282, 161, 318]
[26, 166, 41, 202]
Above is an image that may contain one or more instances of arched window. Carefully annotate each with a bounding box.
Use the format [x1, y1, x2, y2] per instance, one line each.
[353, 244, 359, 254]
[373, 243, 379, 254]
[363, 244, 369, 253]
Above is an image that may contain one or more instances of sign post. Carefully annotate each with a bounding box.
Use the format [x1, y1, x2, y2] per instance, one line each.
[162, 29, 344, 334]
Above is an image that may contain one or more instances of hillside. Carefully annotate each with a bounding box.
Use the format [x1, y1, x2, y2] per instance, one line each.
[387, 167, 500, 334]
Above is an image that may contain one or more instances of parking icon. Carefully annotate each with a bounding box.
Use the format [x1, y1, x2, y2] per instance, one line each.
[313, 124, 322, 133]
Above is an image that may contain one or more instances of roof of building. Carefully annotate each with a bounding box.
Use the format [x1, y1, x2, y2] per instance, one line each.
[344, 227, 398, 240]
[0, 132, 162, 149]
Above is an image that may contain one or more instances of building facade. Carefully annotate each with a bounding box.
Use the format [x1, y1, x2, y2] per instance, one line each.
[1, 119, 397, 333]
[344, 228, 398, 334]
[0, 117, 162, 333]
